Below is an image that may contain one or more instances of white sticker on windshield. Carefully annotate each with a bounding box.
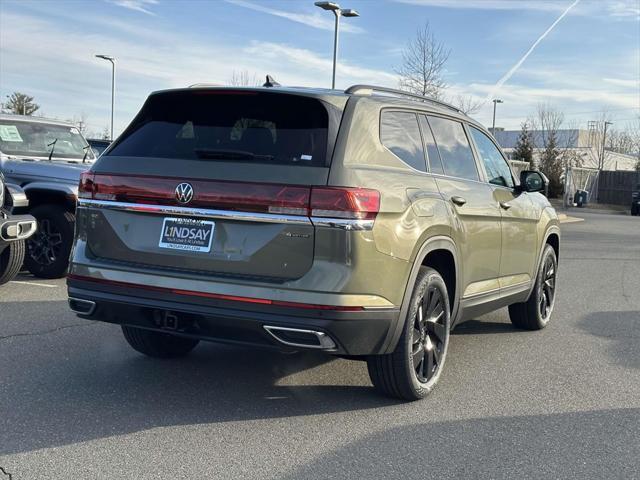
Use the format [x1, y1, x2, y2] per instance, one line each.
[0, 125, 23, 142]
[300, 154, 313, 161]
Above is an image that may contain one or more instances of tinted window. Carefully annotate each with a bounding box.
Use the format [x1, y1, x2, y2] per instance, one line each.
[418, 115, 444, 175]
[470, 127, 514, 187]
[108, 91, 330, 166]
[427, 116, 478, 181]
[380, 111, 426, 172]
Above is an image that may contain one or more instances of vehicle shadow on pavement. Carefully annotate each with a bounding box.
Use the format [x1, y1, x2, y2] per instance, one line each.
[0, 301, 399, 456]
[579, 310, 640, 369]
[452, 319, 519, 335]
[280, 408, 640, 479]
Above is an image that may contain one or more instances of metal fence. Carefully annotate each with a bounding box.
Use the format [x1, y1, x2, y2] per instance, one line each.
[597, 170, 640, 206]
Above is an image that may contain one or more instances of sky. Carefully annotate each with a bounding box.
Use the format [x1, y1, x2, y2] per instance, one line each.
[0, 0, 638, 137]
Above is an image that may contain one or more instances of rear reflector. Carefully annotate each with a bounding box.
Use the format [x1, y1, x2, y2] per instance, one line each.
[67, 274, 364, 311]
[77, 173, 379, 220]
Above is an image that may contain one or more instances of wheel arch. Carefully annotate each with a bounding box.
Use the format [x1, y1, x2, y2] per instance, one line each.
[380, 235, 460, 354]
[23, 183, 77, 213]
[525, 225, 561, 300]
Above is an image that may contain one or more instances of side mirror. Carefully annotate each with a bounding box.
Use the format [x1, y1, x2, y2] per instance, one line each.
[518, 170, 547, 194]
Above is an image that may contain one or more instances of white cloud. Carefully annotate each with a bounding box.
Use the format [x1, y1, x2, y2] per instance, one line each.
[607, 0, 640, 18]
[0, 11, 391, 134]
[108, 0, 158, 16]
[393, 0, 639, 19]
[603, 77, 640, 89]
[225, 0, 364, 33]
[392, 0, 568, 12]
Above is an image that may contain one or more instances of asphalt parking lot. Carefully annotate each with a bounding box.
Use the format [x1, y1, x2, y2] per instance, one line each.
[1, 209, 638, 479]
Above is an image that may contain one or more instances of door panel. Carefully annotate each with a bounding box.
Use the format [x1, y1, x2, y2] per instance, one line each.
[493, 188, 539, 289]
[435, 177, 502, 299]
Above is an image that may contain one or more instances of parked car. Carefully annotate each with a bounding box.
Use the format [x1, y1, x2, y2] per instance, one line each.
[0, 114, 95, 278]
[0, 172, 37, 285]
[67, 83, 560, 400]
[87, 138, 111, 158]
[631, 184, 639, 216]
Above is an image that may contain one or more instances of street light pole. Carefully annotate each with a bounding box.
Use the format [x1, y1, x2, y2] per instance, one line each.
[491, 99, 503, 134]
[600, 121, 613, 171]
[314, 2, 359, 89]
[95, 54, 116, 141]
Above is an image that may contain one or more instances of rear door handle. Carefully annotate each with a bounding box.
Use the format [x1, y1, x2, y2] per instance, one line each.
[500, 202, 512, 210]
[450, 196, 467, 207]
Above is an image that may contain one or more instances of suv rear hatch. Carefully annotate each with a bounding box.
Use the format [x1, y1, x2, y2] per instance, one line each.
[79, 89, 349, 282]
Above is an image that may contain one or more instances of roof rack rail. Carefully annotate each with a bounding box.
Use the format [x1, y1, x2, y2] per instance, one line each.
[188, 83, 224, 88]
[344, 84, 462, 114]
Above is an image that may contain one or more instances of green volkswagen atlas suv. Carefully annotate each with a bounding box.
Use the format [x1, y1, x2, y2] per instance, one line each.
[67, 83, 560, 400]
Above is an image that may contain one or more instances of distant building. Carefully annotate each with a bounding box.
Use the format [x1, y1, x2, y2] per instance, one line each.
[491, 128, 638, 171]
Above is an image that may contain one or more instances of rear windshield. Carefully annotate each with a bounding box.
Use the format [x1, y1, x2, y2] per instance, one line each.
[107, 91, 332, 167]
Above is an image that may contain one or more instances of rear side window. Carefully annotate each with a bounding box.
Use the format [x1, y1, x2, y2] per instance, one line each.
[107, 91, 331, 166]
[418, 115, 444, 175]
[469, 127, 514, 188]
[380, 111, 426, 172]
[427, 116, 478, 181]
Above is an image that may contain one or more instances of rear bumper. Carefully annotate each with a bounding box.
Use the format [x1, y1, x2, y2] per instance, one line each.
[0, 213, 36, 244]
[67, 277, 399, 356]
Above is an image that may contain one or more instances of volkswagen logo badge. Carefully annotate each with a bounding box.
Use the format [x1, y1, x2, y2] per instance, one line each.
[175, 183, 194, 204]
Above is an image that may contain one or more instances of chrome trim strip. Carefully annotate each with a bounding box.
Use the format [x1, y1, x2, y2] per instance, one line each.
[77, 199, 313, 225]
[263, 326, 337, 350]
[310, 217, 374, 231]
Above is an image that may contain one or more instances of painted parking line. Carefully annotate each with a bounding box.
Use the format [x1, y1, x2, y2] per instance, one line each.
[9, 280, 59, 288]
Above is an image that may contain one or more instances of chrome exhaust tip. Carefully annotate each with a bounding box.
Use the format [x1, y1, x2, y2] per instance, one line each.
[68, 297, 96, 315]
[263, 326, 336, 350]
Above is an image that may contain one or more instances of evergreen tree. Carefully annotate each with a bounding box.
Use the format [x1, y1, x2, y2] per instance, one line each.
[5, 92, 39, 116]
[513, 122, 534, 166]
[539, 131, 563, 198]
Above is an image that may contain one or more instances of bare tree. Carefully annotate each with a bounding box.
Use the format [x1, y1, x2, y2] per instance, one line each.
[450, 94, 483, 115]
[228, 70, 259, 87]
[70, 112, 89, 135]
[397, 23, 450, 99]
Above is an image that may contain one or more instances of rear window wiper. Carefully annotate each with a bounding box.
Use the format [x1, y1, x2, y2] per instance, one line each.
[193, 148, 273, 161]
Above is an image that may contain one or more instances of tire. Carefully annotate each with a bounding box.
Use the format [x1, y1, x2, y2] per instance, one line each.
[122, 326, 200, 358]
[509, 244, 558, 330]
[367, 267, 451, 401]
[24, 205, 75, 279]
[0, 241, 25, 285]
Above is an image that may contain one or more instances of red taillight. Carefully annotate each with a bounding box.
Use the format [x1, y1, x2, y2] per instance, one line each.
[80, 174, 379, 222]
[78, 172, 94, 199]
[310, 187, 380, 220]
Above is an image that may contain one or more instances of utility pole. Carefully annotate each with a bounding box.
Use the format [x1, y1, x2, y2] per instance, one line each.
[600, 121, 612, 171]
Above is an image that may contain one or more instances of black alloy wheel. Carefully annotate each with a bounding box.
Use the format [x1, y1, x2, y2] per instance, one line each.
[411, 285, 447, 383]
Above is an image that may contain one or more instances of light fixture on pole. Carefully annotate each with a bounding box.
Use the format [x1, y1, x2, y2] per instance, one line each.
[491, 99, 503, 134]
[95, 54, 116, 141]
[314, 2, 359, 89]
